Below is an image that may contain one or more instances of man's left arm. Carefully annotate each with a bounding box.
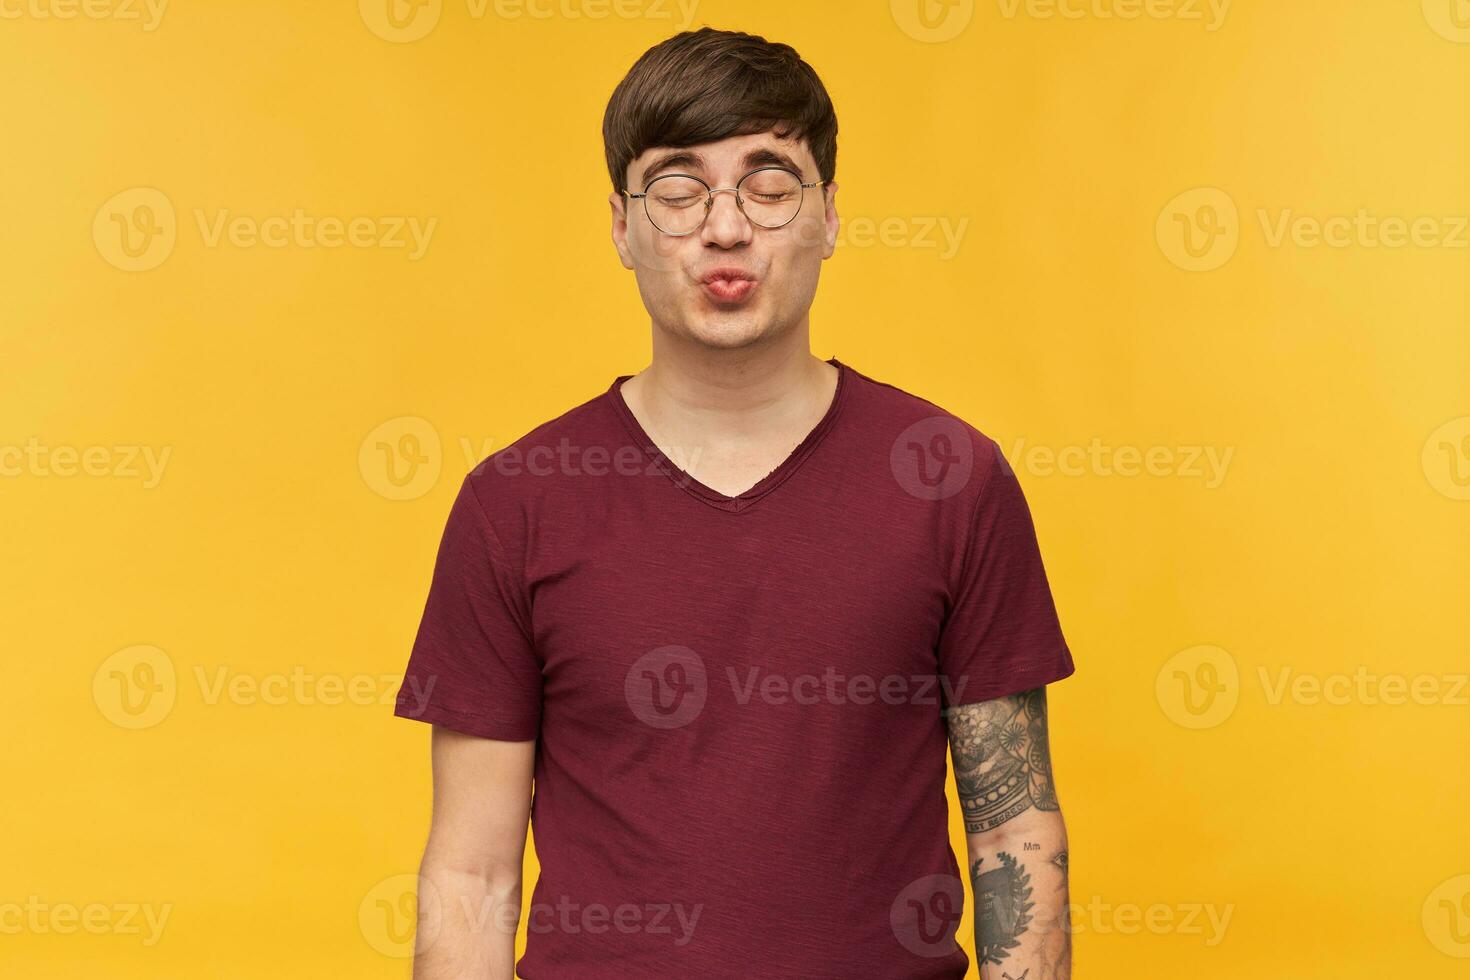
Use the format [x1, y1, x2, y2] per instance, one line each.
[944, 685, 1071, 980]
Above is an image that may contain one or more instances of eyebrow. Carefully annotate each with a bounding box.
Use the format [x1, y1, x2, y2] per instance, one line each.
[638, 147, 805, 187]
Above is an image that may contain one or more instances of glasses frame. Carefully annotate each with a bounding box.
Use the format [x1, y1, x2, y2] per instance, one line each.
[623, 166, 826, 237]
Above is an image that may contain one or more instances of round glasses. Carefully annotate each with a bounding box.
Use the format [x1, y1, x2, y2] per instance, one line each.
[623, 167, 825, 237]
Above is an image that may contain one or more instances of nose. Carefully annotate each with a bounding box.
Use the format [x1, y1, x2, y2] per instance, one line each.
[700, 186, 752, 247]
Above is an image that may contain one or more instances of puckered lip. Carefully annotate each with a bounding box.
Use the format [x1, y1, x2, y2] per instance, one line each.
[698, 267, 758, 285]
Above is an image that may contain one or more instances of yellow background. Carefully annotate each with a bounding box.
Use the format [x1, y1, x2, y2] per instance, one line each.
[3, 0, 1468, 976]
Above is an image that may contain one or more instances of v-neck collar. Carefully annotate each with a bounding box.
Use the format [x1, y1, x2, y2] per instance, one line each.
[607, 357, 850, 515]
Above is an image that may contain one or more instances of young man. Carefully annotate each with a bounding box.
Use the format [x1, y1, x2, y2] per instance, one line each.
[394, 27, 1076, 980]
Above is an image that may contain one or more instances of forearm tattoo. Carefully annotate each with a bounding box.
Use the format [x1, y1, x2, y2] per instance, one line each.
[944, 687, 1058, 833]
[973, 851, 1033, 965]
[945, 688, 1070, 975]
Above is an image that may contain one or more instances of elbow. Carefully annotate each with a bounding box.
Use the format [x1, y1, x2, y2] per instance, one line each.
[967, 804, 1068, 846]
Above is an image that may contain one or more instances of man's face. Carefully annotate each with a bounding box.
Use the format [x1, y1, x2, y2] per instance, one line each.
[610, 131, 839, 350]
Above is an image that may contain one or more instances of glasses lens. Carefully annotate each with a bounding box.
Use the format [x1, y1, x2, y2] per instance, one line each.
[738, 169, 804, 228]
[644, 175, 708, 235]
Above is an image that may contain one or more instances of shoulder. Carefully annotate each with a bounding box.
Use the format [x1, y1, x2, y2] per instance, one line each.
[839, 359, 1011, 504]
[459, 382, 621, 522]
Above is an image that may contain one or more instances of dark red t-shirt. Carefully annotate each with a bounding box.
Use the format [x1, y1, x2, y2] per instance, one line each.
[394, 356, 1075, 979]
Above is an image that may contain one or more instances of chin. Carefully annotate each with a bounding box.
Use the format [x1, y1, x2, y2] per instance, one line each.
[682, 311, 773, 350]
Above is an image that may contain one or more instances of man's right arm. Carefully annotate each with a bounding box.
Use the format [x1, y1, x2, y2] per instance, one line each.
[411, 725, 535, 979]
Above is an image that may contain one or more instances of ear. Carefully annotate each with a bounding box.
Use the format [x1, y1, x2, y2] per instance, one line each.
[609, 191, 635, 270]
[820, 181, 840, 260]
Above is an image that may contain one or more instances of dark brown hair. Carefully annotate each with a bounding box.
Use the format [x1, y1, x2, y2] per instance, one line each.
[602, 27, 838, 195]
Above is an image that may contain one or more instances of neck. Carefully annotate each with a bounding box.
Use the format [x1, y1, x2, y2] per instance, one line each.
[620, 321, 838, 456]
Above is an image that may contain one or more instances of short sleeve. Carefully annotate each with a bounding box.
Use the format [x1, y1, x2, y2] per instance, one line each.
[392, 474, 542, 741]
[935, 444, 1075, 709]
